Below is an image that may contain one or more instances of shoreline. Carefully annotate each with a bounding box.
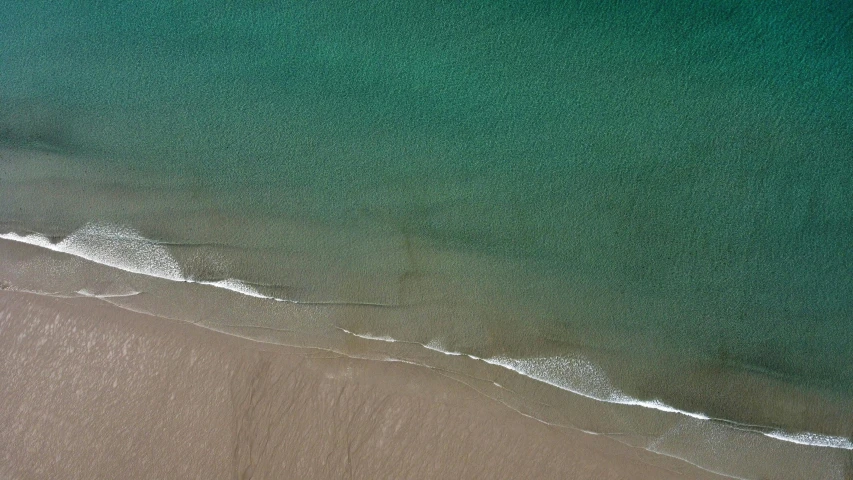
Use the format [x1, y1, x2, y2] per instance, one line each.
[3, 1, 851, 477]
[1, 222, 851, 439]
[1, 223, 852, 479]
[0, 289, 731, 479]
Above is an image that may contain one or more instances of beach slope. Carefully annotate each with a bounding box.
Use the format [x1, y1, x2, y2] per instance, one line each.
[0, 290, 726, 479]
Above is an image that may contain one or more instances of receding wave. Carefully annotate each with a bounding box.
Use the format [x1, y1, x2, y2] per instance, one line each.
[2, 223, 851, 453]
[0, 224, 399, 308]
[356, 332, 712, 419]
[483, 355, 853, 450]
[1, 223, 184, 280]
[763, 431, 853, 450]
[0, 223, 294, 302]
[347, 331, 853, 451]
[482, 355, 710, 420]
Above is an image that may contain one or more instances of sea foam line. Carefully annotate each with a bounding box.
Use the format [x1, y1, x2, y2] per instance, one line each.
[343, 331, 853, 451]
[342, 330, 712, 420]
[763, 431, 853, 450]
[3, 225, 851, 451]
[0, 226, 400, 308]
[0, 225, 296, 303]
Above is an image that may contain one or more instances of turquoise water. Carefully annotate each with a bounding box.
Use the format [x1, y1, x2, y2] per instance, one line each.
[2, 0, 852, 476]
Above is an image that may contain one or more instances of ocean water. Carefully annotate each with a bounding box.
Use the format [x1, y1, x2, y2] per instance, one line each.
[1, 1, 852, 477]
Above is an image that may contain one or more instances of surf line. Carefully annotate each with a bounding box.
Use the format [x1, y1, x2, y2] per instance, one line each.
[3, 226, 852, 451]
[0, 226, 398, 308]
[337, 327, 853, 451]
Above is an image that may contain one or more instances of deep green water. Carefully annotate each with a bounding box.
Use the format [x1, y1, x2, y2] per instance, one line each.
[2, 0, 852, 460]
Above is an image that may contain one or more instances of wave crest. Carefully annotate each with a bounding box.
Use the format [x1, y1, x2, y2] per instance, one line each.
[0, 223, 272, 301]
[1, 223, 183, 280]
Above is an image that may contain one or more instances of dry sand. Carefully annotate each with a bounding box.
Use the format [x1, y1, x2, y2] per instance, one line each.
[0, 290, 726, 479]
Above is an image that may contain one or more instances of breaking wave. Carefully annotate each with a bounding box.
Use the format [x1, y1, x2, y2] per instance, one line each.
[0, 223, 292, 302]
[2, 223, 851, 452]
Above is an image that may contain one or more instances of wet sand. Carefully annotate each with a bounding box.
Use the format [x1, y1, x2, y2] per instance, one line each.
[0, 290, 726, 479]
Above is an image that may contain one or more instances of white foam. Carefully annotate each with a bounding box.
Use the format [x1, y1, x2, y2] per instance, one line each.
[1, 224, 183, 281]
[424, 340, 470, 357]
[4, 225, 850, 452]
[337, 327, 397, 343]
[354, 331, 713, 422]
[764, 430, 853, 450]
[480, 355, 708, 419]
[0, 224, 301, 304]
[197, 278, 271, 299]
[76, 289, 141, 299]
[416, 346, 853, 449]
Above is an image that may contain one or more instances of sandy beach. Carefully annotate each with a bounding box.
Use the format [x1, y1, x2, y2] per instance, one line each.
[0, 289, 731, 479]
[2, 1, 852, 478]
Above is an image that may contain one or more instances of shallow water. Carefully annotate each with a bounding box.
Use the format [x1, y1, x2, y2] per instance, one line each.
[1, 1, 852, 477]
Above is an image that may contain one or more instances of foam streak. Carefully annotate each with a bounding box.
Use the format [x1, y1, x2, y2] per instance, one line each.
[3, 225, 851, 452]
